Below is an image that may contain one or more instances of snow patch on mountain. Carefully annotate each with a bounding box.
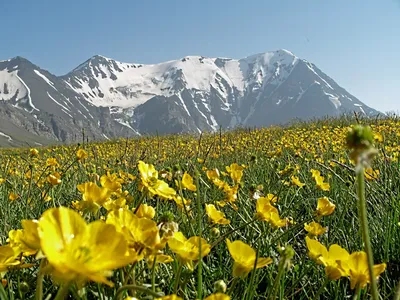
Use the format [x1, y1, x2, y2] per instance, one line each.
[0, 131, 13, 142]
[34, 70, 58, 91]
[0, 69, 28, 101]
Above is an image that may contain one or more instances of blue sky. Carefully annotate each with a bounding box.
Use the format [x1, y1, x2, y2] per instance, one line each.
[0, 0, 399, 112]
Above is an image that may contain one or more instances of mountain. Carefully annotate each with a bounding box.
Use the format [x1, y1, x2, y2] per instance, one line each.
[0, 50, 378, 146]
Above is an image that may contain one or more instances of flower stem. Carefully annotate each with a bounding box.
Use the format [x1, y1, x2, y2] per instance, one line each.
[173, 262, 183, 294]
[227, 277, 239, 296]
[195, 171, 203, 299]
[314, 278, 329, 300]
[151, 256, 157, 292]
[35, 259, 46, 300]
[133, 192, 146, 214]
[0, 283, 8, 300]
[269, 258, 286, 300]
[54, 282, 71, 300]
[352, 283, 361, 300]
[394, 280, 400, 300]
[356, 166, 379, 300]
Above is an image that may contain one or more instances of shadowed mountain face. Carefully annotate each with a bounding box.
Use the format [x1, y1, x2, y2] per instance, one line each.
[0, 50, 378, 146]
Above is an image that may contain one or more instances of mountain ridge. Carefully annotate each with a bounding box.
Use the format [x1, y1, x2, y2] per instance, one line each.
[0, 49, 379, 147]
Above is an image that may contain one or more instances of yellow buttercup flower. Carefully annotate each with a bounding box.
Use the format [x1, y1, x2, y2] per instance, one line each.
[226, 239, 272, 277]
[38, 207, 133, 286]
[76, 149, 88, 160]
[107, 208, 161, 253]
[47, 171, 62, 185]
[8, 221, 40, 257]
[46, 157, 59, 167]
[146, 253, 174, 269]
[76, 182, 111, 212]
[256, 197, 287, 228]
[291, 176, 305, 187]
[226, 163, 245, 184]
[205, 204, 230, 225]
[138, 161, 176, 200]
[204, 293, 230, 300]
[364, 168, 380, 181]
[304, 221, 327, 236]
[9, 192, 19, 201]
[100, 172, 123, 193]
[265, 193, 279, 203]
[316, 197, 336, 217]
[305, 236, 328, 263]
[0, 245, 22, 272]
[342, 251, 386, 289]
[182, 172, 196, 191]
[156, 295, 183, 300]
[30, 148, 39, 156]
[134, 204, 156, 219]
[168, 232, 211, 270]
[311, 169, 330, 191]
[19, 220, 41, 254]
[305, 236, 349, 280]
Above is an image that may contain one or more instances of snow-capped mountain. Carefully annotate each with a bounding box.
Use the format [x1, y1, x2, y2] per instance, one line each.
[0, 50, 378, 146]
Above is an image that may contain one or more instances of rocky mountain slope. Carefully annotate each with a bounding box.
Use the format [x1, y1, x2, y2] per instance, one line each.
[0, 50, 378, 146]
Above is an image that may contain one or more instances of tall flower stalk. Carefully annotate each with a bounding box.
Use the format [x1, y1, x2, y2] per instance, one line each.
[346, 125, 379, 300]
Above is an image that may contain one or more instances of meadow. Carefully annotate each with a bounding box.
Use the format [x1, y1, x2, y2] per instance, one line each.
[0, 115, 399, 300]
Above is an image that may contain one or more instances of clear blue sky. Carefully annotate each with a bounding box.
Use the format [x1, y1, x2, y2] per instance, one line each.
[0, 0, 399, 112]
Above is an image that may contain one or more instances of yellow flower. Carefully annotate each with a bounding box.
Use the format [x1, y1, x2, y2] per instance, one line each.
[47, 172, 62, 185]
[304, 221, 327, 236]
[100, 172, 123, 193]
[134, 204, 156, 219]
[226, 163, 245, 184]
[138, 161, 176, 200]
[156, 295, 183, 300]
[305, 237, 349, 280]
[364, 168, 379, 181]
[204, 293, 230, 300]
[291, 176, 305, 187]
[38, 207, 133, 286]
[311, 169, 330, 191]
[205, 204, 230, 225]
[305, 236, 328, 263]
[46, 157, 59, 167]
[256, 197, 287, 228]
[107, 208, 161, 253]
[77, 182, 111, 212]
[8, 220, 40, 257]
[76, 149, 88, 160]
[168, 232, 211, 270]
[342, 251, 386, 289]
[30, 148, 39, 156]
[9, 192, 19, 201]
[146, 253, 174, 269]
[181, 172, 197, 191]
[0, 245, 22, 272]
[226, 239, 272, 277]
[19, 220, 41, 254]
[321, 244, 350, 280]
[315, 176, 330, 191]
[173, 195, 191, 210]
[316, 197, 336, 217]
[265, 193, 279, 203]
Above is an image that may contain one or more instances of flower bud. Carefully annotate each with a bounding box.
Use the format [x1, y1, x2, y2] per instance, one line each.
[210, 227, 220, 238]
[214, 280, 227, 293]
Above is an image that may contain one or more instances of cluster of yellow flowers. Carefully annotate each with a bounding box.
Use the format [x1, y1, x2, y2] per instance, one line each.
[0, 118, 397, 299]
